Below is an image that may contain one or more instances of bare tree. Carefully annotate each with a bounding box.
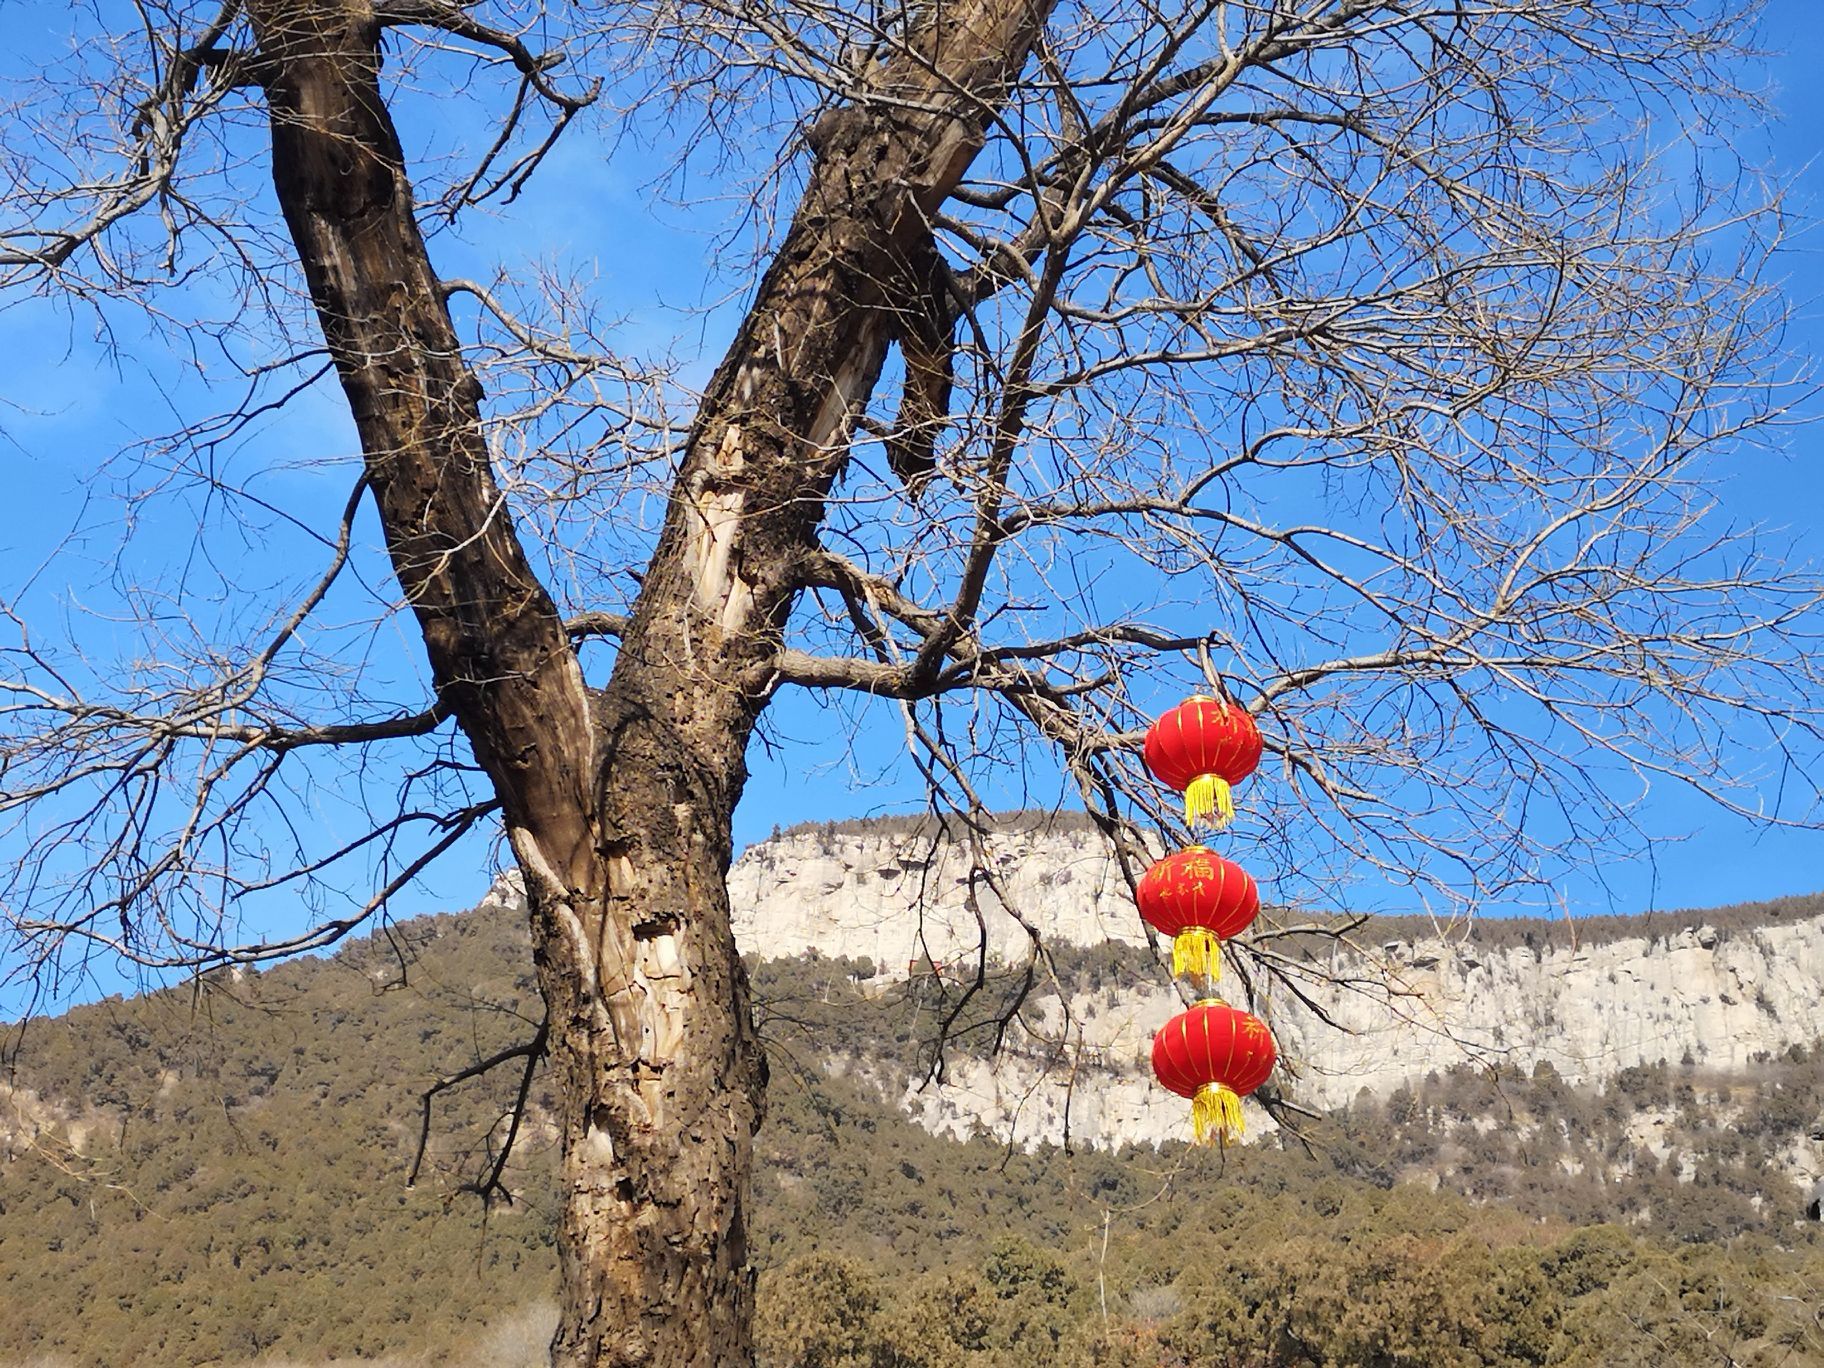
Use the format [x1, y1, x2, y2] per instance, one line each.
[3, 0, 1821, 1362]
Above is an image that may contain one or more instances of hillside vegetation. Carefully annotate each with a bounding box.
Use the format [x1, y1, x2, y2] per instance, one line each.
[1, 891, 1821, 1365]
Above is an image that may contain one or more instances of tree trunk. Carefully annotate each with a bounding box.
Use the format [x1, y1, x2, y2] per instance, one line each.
[534, 686, 765, 1366]
[247, 8, 770, 1359]
[245, 0, 1053, 1361]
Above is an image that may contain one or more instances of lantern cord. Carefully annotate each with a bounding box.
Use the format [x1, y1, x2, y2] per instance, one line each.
[1191, 1083, 1246, 1146]
[1183, 774, 1235, 828]
[1171, 928, 1223, 983]
[1196, 640, 1226, 699]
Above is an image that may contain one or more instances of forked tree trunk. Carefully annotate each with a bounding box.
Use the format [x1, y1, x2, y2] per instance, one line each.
[245, 0, 1051, 1361]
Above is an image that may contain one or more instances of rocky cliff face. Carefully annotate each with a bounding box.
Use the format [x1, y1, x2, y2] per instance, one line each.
[726, 822, 1143, 968]
[723, 826, 1824, 1153]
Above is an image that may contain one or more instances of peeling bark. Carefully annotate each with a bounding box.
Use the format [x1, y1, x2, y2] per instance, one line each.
[243, 0, 1054, 1361]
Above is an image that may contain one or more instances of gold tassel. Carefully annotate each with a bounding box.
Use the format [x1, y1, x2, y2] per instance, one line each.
[1190, 1082, 1246, 1146]
[1182, 774, 1235, 828]
[1171, 928, 1223, 983]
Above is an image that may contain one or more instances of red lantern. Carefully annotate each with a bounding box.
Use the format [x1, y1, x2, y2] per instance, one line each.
[1137, 848, 1259, 982]
[1151, 1001, 1276, 1145]
[1142, 697, 1263, 828]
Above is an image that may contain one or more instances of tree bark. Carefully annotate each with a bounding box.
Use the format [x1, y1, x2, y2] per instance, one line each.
[245, 0, 1053, 1361]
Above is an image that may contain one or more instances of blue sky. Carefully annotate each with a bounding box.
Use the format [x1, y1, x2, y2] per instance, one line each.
[1554, 0, 1824, 914]
[746, 0, 1824, 915]
[2, 1, 1823, 1006]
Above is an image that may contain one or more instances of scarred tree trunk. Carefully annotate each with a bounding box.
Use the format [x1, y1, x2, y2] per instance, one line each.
[245, 0, 1052, 1361]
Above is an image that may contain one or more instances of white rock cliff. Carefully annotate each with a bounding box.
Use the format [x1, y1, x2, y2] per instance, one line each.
[722, 826, 1824, 1152]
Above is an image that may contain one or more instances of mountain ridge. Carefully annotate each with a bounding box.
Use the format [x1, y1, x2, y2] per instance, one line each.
[3, 837, 1823, 1366]
[723, 824, 1824, 1144]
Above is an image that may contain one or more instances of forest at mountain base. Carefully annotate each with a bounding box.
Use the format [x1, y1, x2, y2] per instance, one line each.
[1, 885, 1821, 1366]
